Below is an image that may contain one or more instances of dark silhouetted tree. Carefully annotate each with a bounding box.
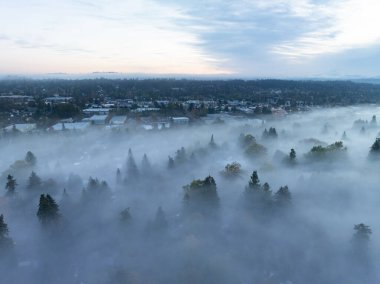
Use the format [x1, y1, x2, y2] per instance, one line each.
[25, 151, 37, 166]
[5, 175, 17, 196]
[141, 153, 151, 173]
[120, 207, 132, 223]
[168, 156, 175, 169]
[183, 175, 219, 213]
[289, 149, 296, 160]
[247, 170, 261, 191]
[371, 115, 377, 126]
[209, 134, 217, 148]
[126, 148, 139, 180]
[116, 168, 122, 184]
[28, 171, 42, 189]
[175, 147, 187, 164]
[275, 186, 291, 207]
[0, 214, 13, 250]
[152, 206, 168, 230]
[263, 127, 278, 139]
[353, 223, 371, 246]
[370, 138, 380, 153]
[342, 131, 348, 140]
[37, 194, 60, 225]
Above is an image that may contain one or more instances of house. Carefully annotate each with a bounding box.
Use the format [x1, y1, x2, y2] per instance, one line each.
[48, 122, 91, 131]
[83, 108, 110, 115]
[171, 117, 189, 125]
[44, 95, 73, 105]
[83, 115, 108, 125]
[4, 123, 37, 133]
[109, 115, 127, 125]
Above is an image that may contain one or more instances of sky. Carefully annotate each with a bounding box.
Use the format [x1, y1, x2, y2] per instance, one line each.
[1, 0, 380, 77]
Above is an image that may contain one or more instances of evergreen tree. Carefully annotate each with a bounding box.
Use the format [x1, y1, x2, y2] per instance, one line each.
[141, 153, 151, 173]
[342, 131, 348, 140]
[120, 207, 131, 223]
[5, 174, 17, 196]
[262, 128, 269, 139]
[353, 223, 372, 244]
[37, 194, 60, 225]
[152, 206, 168, 229]
[0, 214, 9, 239]
[28, 171, 42, 189]
[209, 134, 217, 148]
[116, 168, 122, 184]
[183, 175, 219, 212]
[371, 115, 377, 126]
[247, 170, 261, 191]
[126, 148, 139, 179]
[275, 186, 292, 207]
[263, 127, 278, 139]
[167, 156, 175, 169]
[25, 151, 37, 166]
[370, 138, 380, 153]
[289, 149, 296, 160]
[0, 214, 13, 250]
[269, 127, 278, 138]
[175, 147, 187, 164]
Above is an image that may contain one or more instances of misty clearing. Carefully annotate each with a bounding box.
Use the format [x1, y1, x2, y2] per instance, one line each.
[1, 106, 380, 284]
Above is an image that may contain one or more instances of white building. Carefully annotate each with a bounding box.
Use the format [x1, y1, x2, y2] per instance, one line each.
[83, 108, 110, 115]
[4, 123, 37, 133]
[48, 122, 91, 131]
[109, 115, 127, 125]
[171, 117, 189, 125]
[83, 115, 108, 125]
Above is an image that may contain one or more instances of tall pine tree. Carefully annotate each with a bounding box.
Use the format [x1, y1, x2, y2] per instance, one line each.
[37, 194, 60, 225]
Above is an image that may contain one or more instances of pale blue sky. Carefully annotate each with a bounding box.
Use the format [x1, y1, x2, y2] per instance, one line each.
[1, 0, 380, 77]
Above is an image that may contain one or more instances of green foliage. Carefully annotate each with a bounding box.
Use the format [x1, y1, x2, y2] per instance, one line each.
[247, 170, 260, 190]
[239, 134, 256, 147]
[240, 133, 267, 158]
[307, 141, 347, 160]
[183, 175, 219, 206]
[221, 162, 242, 178]
[245, 142, 267, 158]
[51, 103, 80, 119]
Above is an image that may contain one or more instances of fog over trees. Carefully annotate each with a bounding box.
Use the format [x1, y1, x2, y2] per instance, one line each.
[1, 106, 380, 283]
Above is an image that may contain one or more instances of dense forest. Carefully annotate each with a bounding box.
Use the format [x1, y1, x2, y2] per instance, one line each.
[1, 78, 380, 104]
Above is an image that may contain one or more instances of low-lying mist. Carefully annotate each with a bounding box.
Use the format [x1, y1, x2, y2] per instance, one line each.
[1, 105, 380, 284]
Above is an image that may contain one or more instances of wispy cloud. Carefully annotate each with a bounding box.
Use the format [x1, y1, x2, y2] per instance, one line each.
[1, 0, 380, 76]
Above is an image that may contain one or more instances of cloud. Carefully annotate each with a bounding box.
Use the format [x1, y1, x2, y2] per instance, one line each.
[1, 0, 380, 76]
[153, 0, 380, 76]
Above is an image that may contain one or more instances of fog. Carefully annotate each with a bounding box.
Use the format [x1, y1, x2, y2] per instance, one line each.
[1, 105, 380, 284]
